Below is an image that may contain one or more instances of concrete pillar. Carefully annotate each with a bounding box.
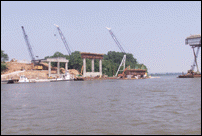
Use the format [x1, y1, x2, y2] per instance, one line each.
[91, 59, 94, 72]
[57, 61, 60, 75]
[48, 61, 51, 77]
[65, 62, 68, 71]
[83, 58, 86, 77]
[99, 59, 102, 76]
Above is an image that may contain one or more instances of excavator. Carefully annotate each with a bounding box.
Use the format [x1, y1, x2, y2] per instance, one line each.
[118, 65, 130, 78]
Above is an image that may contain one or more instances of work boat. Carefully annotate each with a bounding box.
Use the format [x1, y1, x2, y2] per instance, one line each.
[18, 75, 30, 83]
[53, 71, 71, 81]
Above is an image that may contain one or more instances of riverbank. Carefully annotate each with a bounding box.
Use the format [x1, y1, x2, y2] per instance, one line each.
[1, 75, 154, 84]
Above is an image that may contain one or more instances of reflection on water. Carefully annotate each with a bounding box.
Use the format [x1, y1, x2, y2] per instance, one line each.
[1, 76, 201, 135]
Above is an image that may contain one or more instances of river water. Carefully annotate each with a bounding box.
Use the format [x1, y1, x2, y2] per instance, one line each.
[1, 76, 201, 135]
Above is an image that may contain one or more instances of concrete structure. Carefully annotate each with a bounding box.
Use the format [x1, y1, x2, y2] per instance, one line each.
[185, 34, 201, 73]
[42, 57, 69, 77]
[80, 52, 104, 77]
[178, 34, 201, 78]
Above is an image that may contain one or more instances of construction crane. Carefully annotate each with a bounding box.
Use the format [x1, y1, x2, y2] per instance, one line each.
[21, 26, 43, 70]
[54, 24, 71, 55]
[185, 34, 201, 75]
[21, 26, 36, 64]
[106, 27, 126, 77]
[189, 46, 200, 74]
[106, 27, 126, 53]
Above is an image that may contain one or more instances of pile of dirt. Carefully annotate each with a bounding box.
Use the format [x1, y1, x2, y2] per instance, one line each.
[69, 69, 80, 77]
[2, 62, 34, 75]
[1, 61, 80, 80]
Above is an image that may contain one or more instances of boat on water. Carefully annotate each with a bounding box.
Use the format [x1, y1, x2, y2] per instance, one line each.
[18, 75, 30, 83]
[7, 79, 19, 84]
[50, 70, 71, 82]
[178, 70, 201, 78]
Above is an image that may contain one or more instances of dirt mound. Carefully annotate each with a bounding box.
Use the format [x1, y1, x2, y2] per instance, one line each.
[1, 61, 80, 80]
[69, 69, 79, 76]
[2, 62, 34, 75]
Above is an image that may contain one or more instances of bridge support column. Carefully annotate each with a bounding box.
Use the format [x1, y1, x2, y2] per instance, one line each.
[57, 61, 60, 76]
[99, 59, 102, 76]
[83, 58, 86, 77]
[65, 62, 68, 72]
[92, 59, 94, 72]
[48, 61, 51, 77]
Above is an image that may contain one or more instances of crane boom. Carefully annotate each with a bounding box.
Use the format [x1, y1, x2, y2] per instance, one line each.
[54, 24, 71, 55]
[191, 46, 200, 72]
[106, 27, 125, 53]
[21, 26, 36, 64]
[106, 27, 126, 76]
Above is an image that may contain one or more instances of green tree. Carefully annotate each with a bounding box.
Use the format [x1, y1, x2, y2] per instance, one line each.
[1, 50, 9, 62]
[68, 51, 83, 71]
[1, 50, 9, 73]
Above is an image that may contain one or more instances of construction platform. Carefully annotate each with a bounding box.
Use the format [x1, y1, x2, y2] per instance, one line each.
[178, 73, 201, 78]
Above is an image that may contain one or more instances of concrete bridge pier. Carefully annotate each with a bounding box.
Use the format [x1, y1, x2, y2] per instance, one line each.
[80, 52, 104, 77]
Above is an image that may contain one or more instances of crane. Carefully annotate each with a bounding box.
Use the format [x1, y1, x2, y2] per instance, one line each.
[189, 46, 200, 74]
[54, 24, 71, 55]
[106, 27, 126, 77]
[21, 26, 44, 70]
[21, 26, 36, 64]
[106, 27, 126, 53]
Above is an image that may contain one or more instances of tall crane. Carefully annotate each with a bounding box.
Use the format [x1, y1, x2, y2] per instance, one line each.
[190, 46, 200, 73]
[106, 27, 126, 53]
[54, 24, 71, 55]
[185, 34, 201, 75]
[21, 26, 36, 64]
[106, 27, 126, 77]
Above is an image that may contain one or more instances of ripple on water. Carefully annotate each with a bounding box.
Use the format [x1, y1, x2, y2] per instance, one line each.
[1, 77, 201, 135]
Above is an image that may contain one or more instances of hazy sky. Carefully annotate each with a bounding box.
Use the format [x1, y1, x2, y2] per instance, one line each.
[1, 1, 201, 73]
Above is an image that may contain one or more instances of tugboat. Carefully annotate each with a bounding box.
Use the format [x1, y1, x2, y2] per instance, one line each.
[18, 75, 30, 83]
[50, 70, 71, 82]
[7, 78, 19, 84]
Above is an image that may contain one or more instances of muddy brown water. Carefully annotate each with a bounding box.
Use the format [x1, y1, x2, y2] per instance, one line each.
[1, 76, 201, 135]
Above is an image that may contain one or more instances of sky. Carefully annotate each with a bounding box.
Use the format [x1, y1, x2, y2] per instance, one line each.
[1, 1, 201, 73]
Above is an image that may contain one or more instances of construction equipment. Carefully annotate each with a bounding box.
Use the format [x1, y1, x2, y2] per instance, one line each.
[21, 26, 36, 64]
[106, 27, 126, 76]
[34, 65, 43, 70]
[106, 27, 125, 53]
[189, 46, 200, 74]
[21, 26, 43, 70]
[178, 34, 201, 78]
[118, 65, 130, 78]
[54, 24, 71, 55]
[186, 35, 201, 75]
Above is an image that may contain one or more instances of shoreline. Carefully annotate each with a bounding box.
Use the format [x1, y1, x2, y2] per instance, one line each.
[1, 76, 155, 84]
